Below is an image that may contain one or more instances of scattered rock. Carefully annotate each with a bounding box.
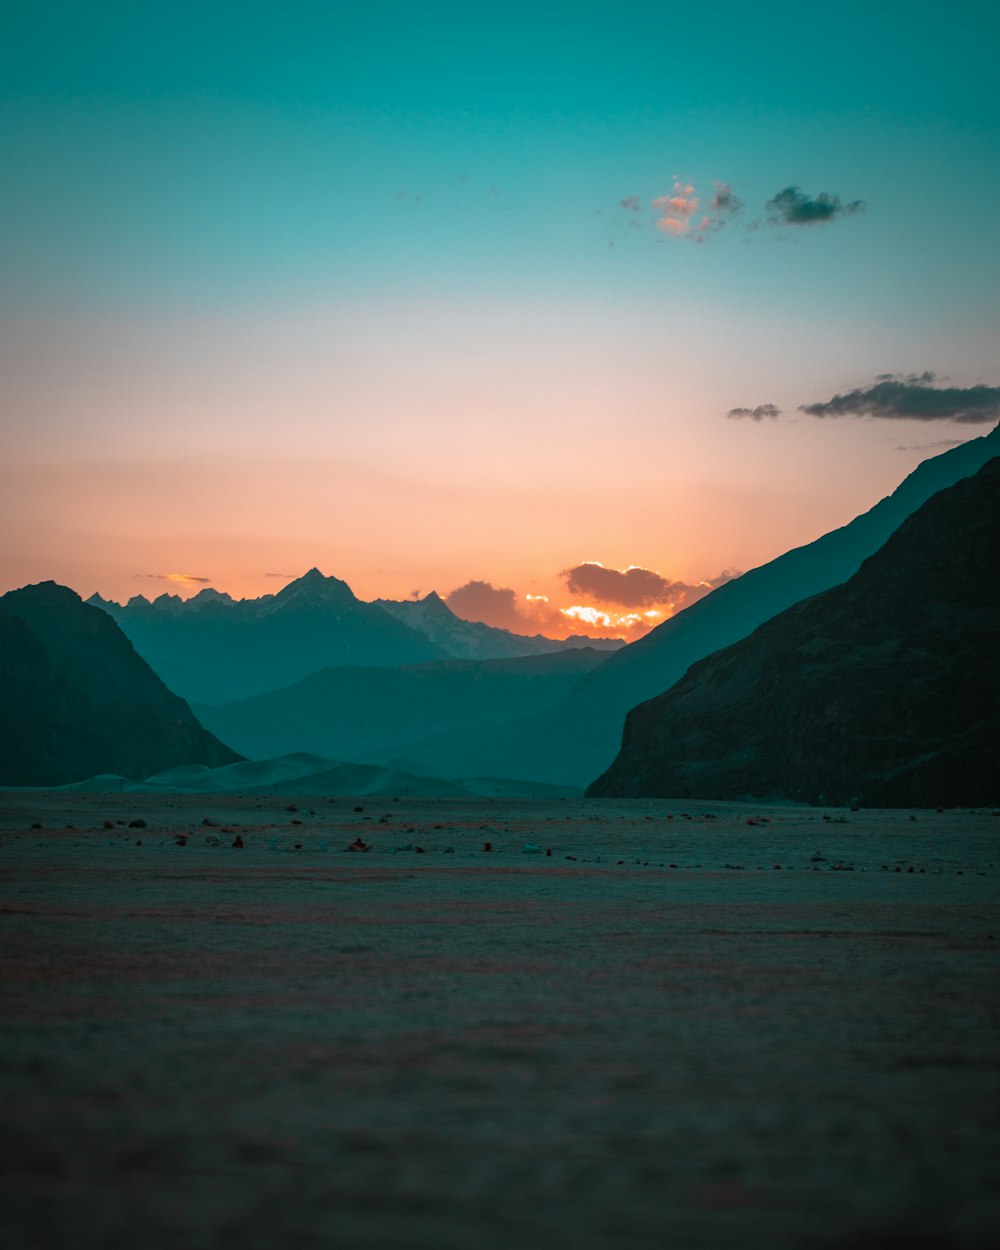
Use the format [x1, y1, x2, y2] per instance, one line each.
[128, 818, 147, 829]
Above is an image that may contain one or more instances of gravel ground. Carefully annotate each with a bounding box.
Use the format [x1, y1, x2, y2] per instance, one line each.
[2, 793, 998, 1249]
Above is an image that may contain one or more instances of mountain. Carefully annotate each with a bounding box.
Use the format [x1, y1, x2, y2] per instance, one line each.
[460, 424, 1000, 787]
[0, 582, 242, 786]
[374, 591, 624, 661]
[89, 569, 449, 703]
[589, 458, 1000, 806]
[194, 648, 610, 766]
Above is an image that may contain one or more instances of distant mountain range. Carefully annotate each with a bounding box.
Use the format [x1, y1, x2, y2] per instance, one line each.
[194, 648, 610, 766]
[590, 457, 1000, 806]
[375, 590, 622, 661]
[0, 583, 241, 786]
[442, 423, 1000, 788]
[90, 572, 622, 704]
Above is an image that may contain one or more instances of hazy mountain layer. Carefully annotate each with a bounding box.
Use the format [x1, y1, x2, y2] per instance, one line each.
[589, 458, 1000, 806]
[0, 583, 242, 786]
[374, 591, 623, 660]
[470, 424, 1000, 787]
[90, 569, 448, 703]
[194, 649, 609, 766]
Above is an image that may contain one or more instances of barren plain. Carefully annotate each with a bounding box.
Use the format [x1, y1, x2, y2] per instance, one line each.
[2, 793, 998, 1249]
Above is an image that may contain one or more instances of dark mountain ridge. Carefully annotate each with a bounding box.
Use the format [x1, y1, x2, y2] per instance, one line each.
[589, 458, 1000, 806]
[472, 424, 1000, 787]
[0, 582, 241, 786]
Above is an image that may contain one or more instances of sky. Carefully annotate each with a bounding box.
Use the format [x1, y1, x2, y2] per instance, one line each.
[2, 1, 998, 638]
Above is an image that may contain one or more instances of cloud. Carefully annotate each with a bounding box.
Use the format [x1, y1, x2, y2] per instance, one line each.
[765, 186, 865, 226]
[561, 562, 739, 611]
[563, 562, 678, 608]
[799, 372, 1000, 423]
[445, 580, 525, 632]
[710, 181, 743, 219]
[726, 403, 781, 422]
[651, 179, 743, 242]
[653, 179, 700, 235]
[619, 195, 641, 211]
[135, 572, 212, 586]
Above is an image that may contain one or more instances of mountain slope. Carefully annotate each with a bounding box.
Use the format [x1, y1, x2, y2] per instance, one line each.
[479, 425, 1000, 787]
[194, 648, 610, 765]
[90, 569, 448, 703]
[374, 591, 624, 660]
[589, 458, 1000, 806]
[0, 582, 242, 786]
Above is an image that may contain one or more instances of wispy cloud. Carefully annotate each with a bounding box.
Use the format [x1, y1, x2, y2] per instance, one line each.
[653, 179, 700, 236]
[135, 572, 212, 587]
[619, 195, 641, 211]
[800, 372, 1000, 423]
[726, 403, 781, 422]
[764, 186, 865, 227]
[646, 178, 745, 243]
[710, 181, 743, 218]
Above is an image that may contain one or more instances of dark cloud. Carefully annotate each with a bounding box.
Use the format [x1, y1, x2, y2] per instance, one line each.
[564, 563, 674, 607]
[726, 403, 781, 422]
[709, 181, 743, 220]
[799, 372, 1000, 423]
[765, 186, 865, 226]
[445, 580, 524, 632]
[619, 195, 641, 211]
[563, 563, 742, 611]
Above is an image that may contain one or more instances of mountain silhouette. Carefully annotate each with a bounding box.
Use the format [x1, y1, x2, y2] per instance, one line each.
[470, 424, 1000, 786]
[589, 458, 1000, 805]
[0, 582, 241, 786]
[89, 569, 449, 703]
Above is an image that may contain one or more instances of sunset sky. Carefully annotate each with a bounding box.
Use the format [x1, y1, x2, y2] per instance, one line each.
[2, 1, 998, 638]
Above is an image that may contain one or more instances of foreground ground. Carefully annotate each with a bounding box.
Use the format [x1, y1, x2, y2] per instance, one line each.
[2, 792, 998, 1249]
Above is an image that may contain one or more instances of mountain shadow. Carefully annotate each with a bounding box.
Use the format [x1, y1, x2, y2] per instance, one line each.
[194, 648, 610, 766]
[589, 458, 1000, 806]
[0, 582, 242, 786]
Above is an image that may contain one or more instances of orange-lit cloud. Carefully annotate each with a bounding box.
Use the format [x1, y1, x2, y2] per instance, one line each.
[561, 561, 738, 614]
[653, 178, 744, 241]
[137, 572, 213, 590]
[445, 563, 741, 643]
[445, 580, 524, 632]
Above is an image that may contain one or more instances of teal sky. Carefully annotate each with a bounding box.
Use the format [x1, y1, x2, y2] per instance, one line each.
[2, 1, 998, 630]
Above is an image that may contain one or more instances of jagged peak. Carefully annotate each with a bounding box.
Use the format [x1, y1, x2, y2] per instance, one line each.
[270, 568, 358, 608]
[185, 587, 234, 607]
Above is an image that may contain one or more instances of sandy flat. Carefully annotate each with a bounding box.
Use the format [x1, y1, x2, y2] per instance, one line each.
[2, 792, 998, 1249]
